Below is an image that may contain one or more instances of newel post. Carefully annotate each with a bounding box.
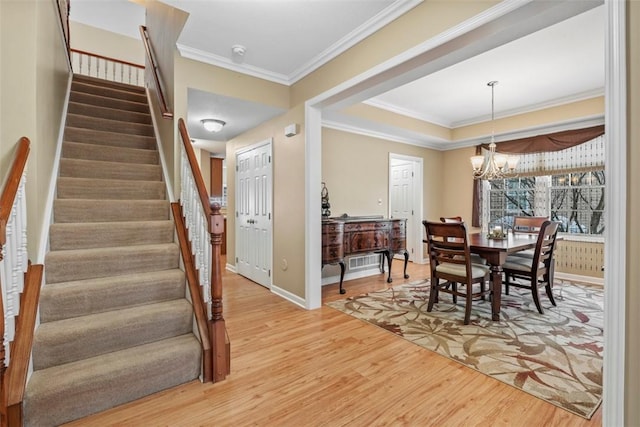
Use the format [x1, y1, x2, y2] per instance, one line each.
[209, 202, 228, 381]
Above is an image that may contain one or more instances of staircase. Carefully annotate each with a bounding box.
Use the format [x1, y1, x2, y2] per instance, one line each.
[23, 75, 201, 427]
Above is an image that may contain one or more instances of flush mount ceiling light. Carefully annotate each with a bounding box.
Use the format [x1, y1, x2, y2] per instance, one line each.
[201, 119, 226, 133]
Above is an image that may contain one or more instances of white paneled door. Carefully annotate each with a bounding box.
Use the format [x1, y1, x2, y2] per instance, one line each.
[389, 155, 422, 262]
[236, 139, 272, 288]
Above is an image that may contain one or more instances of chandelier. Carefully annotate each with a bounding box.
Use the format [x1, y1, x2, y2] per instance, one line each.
[470, 81, 519, 179]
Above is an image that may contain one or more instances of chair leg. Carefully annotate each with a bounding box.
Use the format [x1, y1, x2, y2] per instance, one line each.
[452, 282, 457, 303]
[531, 280, 544, 314]
[464, 285, 472, 325]
[428, 275, 438, 312]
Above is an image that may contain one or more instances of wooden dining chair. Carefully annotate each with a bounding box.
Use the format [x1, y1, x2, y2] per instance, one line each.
[437, 216, 486, 265]
[439, 216, 463, 223]
[502, 220, 560, 314]
[423, 221, 491, 325]
[507, 216, 549, 266]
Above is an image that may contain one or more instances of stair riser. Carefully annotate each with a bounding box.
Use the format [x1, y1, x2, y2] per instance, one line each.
[68, 102, 151, 125]
[39, 270, 186, 322]
[24, 335, 201, 427]
[73, 74, 146, 94]
[63, 142, 159, 165]
[70, 91, 149, 114]
[67, 114, 154, 137]
[71, 81, 147, 103]
[59, 159, 162, 181]
[57, 178, 166, 200]
[64, 127, 156, 150]
[49, 221, 174, 251]
[32, 301, 193, 370]
[45, 245, 180, 284]
[54, 199, 169, 223]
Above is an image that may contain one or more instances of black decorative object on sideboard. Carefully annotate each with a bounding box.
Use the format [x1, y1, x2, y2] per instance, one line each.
[321, 182, 331, 217]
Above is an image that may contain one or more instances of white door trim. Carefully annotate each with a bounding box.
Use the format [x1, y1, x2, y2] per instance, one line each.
[388, 153, 424, 264]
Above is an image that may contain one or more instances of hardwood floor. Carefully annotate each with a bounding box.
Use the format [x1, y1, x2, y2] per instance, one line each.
[65, 259, 602, 426]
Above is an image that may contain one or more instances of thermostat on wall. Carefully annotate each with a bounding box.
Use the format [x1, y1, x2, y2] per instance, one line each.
[285, 123, 298, 137]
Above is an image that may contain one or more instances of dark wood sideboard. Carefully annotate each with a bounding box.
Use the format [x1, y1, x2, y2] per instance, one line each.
[322, 216, 409, 294]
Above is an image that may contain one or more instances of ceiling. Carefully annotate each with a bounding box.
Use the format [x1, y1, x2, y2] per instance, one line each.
[70, 1, 605, 156]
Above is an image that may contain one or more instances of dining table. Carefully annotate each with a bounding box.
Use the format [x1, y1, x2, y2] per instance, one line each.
[468, 231, 540, 321]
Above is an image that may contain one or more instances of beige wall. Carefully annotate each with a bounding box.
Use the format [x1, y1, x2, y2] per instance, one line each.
[144, 1, 188, 199]
[321, 128, 443, 221]
[69, 21, 144, 65]
[1, 0, 69, 259]
[626, 1, 639, 423]
[453, 97, 605, 142]
[225, 105, 305, 297]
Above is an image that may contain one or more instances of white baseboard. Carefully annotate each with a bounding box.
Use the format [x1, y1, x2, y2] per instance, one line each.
[322, 266, 381, 286]
[225, 263, 237, 273]
[555, 271, 603, 287]
[271, 284, 306, 308]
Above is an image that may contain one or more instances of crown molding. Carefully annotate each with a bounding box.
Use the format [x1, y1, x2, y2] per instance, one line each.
[177, 44, 291, 85]
[178, 0, 423, 86]
[365, 88, 605, 130]
[322, 119, 447, 150]
[288, 0, 423, 84]
[451, 88, 605, 128]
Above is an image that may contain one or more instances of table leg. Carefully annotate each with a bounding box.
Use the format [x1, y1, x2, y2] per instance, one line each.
[386, 251, 393, 283]
[338, 261, 346, 294]
[490, 264, 503, 321]
[403, 250, 409, 279]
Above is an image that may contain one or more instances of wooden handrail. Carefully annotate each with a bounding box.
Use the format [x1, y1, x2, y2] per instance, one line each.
[139, 26, 173, 119]
[171, 203, 212, 382]
[70, 48, 144, 70]
[2, 264, 43, 426]
[0, 137, 30, 247]
[0, 136, 30, 426]
[178, 119, 211, 219]
[177, 118, 229, 382]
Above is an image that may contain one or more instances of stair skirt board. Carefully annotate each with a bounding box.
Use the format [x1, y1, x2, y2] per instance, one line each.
[24, 75, 203, 426]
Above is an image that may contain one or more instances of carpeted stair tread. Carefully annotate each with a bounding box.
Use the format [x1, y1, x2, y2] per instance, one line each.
[72, 73, 146, 94]
[68, 101, 151, 124]
[70, 90, 150, 114]
[45, 243, 179, 284]
[59, 158, 162, 181]
[39, 269, 186, 322]
[66, 113, 154, 136]
[54, 199, 169, 223]
[62, 141, 159, 164]
[49, 220, 174, 250]
[57, 177, 166, 200]
[32, 299, 194, 370]
[64, 127, 156, 150]
[71, 81, 147, 104]
[23, 334, 201, 427]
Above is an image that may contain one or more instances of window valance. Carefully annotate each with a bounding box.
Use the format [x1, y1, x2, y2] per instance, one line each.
[479, 124, 604, 154]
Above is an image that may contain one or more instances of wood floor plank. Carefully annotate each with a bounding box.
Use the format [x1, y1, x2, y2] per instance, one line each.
[63, 259, 602, 427]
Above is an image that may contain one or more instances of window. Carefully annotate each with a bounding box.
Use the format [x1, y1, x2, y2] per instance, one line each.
[487, 170, 605, 237]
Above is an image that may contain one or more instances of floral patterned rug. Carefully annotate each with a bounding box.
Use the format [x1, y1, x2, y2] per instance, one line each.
[326, 279, 603, 419]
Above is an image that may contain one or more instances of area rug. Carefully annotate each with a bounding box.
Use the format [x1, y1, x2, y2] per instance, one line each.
[326, 279, 603, 419]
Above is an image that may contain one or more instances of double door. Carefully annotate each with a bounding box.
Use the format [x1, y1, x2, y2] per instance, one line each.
[236, 140, 272, 288]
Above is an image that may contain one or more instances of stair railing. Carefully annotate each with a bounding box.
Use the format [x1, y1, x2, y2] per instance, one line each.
[70, 49, 144, 87]
[139, 26, 173, 119]
[177, 118, 229, 382]
[0, 137, 44, 425]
